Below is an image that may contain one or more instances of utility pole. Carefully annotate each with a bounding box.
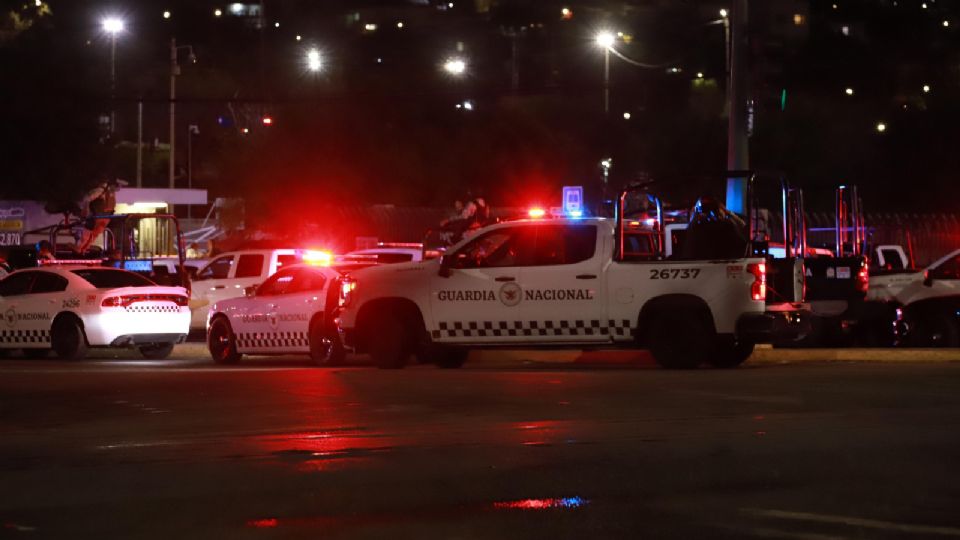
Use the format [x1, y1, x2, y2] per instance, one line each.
[136, 99, 143, 187]
[725, 0, 750, 215]
[169, 37, 178, 189]
[603, 46, 610, 115]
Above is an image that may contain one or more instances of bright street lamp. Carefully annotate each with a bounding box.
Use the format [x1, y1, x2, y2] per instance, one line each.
[595, 31, 615, 49]
[443, 57, 466, 76]
[101, 17, 124, 34]
[306, 48, 322, 72]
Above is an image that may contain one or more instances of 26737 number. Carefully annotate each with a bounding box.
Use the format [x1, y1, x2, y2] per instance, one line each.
[649, 268, 701, 280]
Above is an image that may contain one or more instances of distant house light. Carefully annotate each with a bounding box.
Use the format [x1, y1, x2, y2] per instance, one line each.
[793, 13, 805, 25]
[229, 3, 244, 15]
[841, 25, 850, 36]
[364, 23, 377, 31]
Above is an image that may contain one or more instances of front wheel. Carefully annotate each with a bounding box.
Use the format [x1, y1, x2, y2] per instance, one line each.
[208, 317, 241, 365]
[51, 317, 88, 361]
[368, 315, 408, 369]
[709, 337, 754, 368]
[139, 343, 175, 360]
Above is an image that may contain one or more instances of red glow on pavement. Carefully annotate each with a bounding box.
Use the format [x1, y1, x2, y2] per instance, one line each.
[493, 497, 587, 510]
[247, 518, 278, 528]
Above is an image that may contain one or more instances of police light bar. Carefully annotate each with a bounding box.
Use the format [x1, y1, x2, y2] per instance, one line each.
[302, 250, 333, 266]
[528, 207, 546, 218]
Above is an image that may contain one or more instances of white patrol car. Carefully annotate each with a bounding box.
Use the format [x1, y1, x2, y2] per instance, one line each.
[0, 267, 190, 360]
[205, 263, 344, 366]
[336, 214, 807, 369]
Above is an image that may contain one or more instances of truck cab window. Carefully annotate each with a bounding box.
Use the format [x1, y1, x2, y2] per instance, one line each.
[198, 256, 234, 280]
[452, 228, 535, 269]
[534, 225, 596, 266]
[235, 254, 265, 278]
[931, 256, 960, 280]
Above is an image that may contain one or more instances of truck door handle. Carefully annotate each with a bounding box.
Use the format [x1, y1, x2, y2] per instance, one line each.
[576, 274, 597, 280]
[495, 276, 516, 282]
[212, 285, 226, 290]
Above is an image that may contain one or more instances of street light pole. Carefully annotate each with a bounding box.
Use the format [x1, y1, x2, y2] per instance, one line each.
[725, 0, 750, 215]
[595, 32, 615, 116]
[187, 124, 198, 219]
[169, 38, 196, 190]
[169, 37, 178, 189]
[109, 34, 117, 134]
[603, 46, 610, 116]
[101, 17, 124, 137]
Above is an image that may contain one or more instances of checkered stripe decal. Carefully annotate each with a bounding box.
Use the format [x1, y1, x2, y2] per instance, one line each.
[126, 305, 181, 313]
[236, 331, 308, 349]
[0, 329, 51, 344]
[432, 319, 633, 339]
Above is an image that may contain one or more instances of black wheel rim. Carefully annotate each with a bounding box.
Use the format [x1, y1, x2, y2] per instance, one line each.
[210, 323, 232, 360]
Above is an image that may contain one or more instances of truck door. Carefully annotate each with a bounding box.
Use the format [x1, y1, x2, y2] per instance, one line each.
[429, 226, 535, 343]
[519, 224, 607, 342]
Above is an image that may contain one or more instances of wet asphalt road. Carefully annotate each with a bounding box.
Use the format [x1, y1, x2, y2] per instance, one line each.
[2, 351, 960, 539]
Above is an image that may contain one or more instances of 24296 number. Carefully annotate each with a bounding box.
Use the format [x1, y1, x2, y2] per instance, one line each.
[649, 268, 701, 280]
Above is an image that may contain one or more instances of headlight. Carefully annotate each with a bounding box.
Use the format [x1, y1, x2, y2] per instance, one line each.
[339, 278, 357, 307]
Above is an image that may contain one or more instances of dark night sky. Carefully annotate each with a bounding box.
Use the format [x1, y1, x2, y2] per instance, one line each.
[2, 0, 959, 220]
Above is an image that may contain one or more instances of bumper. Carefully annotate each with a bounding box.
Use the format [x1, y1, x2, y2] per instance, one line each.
[110, 333, 187, 346]
[82, 309, 191, 346]
[737, 308, 811, 343]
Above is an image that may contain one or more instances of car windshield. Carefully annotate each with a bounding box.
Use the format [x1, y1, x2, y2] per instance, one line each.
[72, 269, 156, 289]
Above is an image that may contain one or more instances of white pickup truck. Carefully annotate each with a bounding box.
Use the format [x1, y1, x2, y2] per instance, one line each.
[336, 213, 807, 369]
[865, 248, 960, 346]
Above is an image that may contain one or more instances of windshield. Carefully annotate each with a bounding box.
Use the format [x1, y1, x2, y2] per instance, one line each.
[72, 269, 156, 289]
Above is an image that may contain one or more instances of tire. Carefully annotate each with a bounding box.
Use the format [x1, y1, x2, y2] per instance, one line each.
[648, 312, 712, 369]
[915, 312, 960, 348]
[22, 348, 50, 359]
[138, 343, 175, 360]
[309, 318, 346, 367]
[207, 317, 242, 365]
[369, 315, 408, 369]
[51, 317, 88, 361]
[709, 336, 754, 369]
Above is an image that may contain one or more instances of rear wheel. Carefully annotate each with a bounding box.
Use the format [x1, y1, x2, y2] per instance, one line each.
[648, 312, 712, 369]
[915, 312, 960, 348]
[709, 337, 754, 369]
[309, 318, 346, 367]
[369, 315, 408, 369]
[51, 317, 88, 361]
[139, 343, 175, 360]
[208, 317, 241, 365]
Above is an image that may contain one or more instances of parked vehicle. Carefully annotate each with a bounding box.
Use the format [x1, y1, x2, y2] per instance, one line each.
[0, 266, 189, 360]
[335, 184, 809, 369]
[205, 263, 345, 365]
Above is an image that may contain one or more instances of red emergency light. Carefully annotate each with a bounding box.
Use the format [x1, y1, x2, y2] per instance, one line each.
[528, 207, 546, 219]
[262, 116, 273, 126]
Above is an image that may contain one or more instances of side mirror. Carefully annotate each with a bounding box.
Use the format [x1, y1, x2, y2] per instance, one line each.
[244, 285, 258, 297]
[438, 256, 452, 278]
[922, 271, 933, 287]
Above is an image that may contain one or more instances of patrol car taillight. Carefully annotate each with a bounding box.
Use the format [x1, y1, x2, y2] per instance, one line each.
[339, 279, 356, 307]
[747, 262, 766, 301]
[101, 294, 189, 307]
[856, 261, 869, 293]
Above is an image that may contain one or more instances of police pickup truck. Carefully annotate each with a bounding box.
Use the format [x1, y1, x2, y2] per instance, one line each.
[336, 192, 806, 369]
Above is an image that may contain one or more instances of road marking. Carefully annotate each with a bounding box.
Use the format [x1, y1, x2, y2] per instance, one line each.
[742, 508, 960, 536]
